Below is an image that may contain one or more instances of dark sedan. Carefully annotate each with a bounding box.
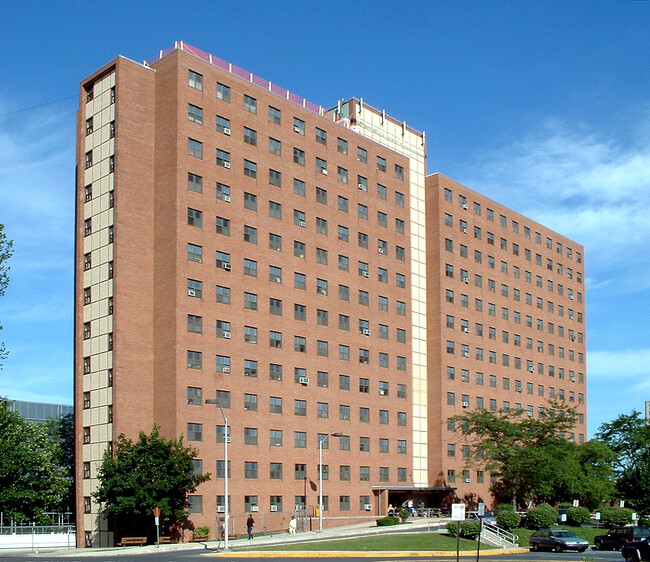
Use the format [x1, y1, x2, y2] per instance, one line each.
[529, 528, 589, 553]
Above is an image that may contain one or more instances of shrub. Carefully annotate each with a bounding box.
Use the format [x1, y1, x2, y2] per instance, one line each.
[194, 526, 210, 536]
[600, 507, 633, 527]
[460, 521, 481, 539]
[639, 516, 650, 527]
[526, 504, 558, 529]
[376, 516, 400, 526]
[496, 510, 521, 532]
[447, 521, 459, 537]
[398, 506, 409, 523]
[567, 506, 591, 526]
[497, 503, 515, 512]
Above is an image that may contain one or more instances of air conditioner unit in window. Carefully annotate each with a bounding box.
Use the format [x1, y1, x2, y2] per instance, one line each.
[295, 505, 304, 511]
[270, 505, 278, 512]
[317, 288, 327, 295]
[293, 126, 302, 133]
[527, 411, 533, 417]
[299, 376, 309, 385]
[378, 247, 384, 254]
[321, 168, 328, 175]
[188, 289, 196, 297]
[462, 351, 469, 357]
[464, 478, 471, 483]
[222, 367, 230, 374]
[358, 183, 366, 191]
[462, 228, 468, 233]
[362, 328, 371, 336]
[462, 277, 469, 283]
[196, 257, 202, 263]
[462, 401, 469, 408]
[250, 506, 259, 512]
[462, 203, 468, 210]
[364, 504, 373, 511]
[223, 331, 231, 339]
[222, 195, 231, 202]
[223, 161, 231, 169]
[223, 127, 231, 135]
[570, 376, 576, 382]
[299, 220, 306, 227]
[379, 389, 386, 395]
[462, 327, 470, 333]
[217, 506, 226, 513]
[570, 295, 574, 300]
[362, 271, 370, 278]
[222, 262, 231, 270]
[529, 368, 535, 373]
[570, 336, 575, 341]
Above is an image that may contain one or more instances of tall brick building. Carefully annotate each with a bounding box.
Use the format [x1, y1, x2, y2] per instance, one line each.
[75, 42, 586, 547]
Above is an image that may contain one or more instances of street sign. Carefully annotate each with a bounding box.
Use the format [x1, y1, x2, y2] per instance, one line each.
[153, 506, 161, 517]
[477, 502, 485, 516]
[451, 503, 466, 521]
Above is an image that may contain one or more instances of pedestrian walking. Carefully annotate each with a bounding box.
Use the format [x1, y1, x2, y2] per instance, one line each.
[246, 514, 255, 540]
[288, 515, 297, 535]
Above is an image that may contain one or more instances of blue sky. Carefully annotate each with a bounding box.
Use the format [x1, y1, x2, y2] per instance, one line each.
[0, 1, 648, 437]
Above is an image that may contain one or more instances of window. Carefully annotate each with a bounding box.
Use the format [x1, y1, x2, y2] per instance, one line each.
[245, 426, 258, 445]
[244, 325, 257, 344]
[244, 359, 258, 378]
[244, 258, 257, 277]
[339, 374, 350, 390]
[243, 94, 257, 113]
[244, 393, 258, 411]
[294, 336, 306, 352]
[244, 225, 257, 244]
[294, 399, 307, 416]
[293, 147, 305, 166]
[358, 204, 368, 220]
[187, 314, 202, 333]
[187, 350, 202, 369]
[187, 423, 202, 441]
[188, 70, 203, 90]
[215, 182, 231, 203]
[316, 217, 327, 235]
[316, 248, 328, 264]
[216, 149, 230, 167]
[216, 285, 230, 304]
[185, 173, 203, 196]
[270, 396, 282, 414]
[377, 211, 387, 227]
[337, 166, 348, 183]
[268, 105, 281, 123]
[293, 117, 305, 135]
[269, 137, 281, 156]
[269, 463, 283, 480]
[216, 216, 230, 236]
[316, 187, 327, 204]
[244, 159, 257, 178]
[294, 432, 307, 448]
[315, 127, 327, 144]
[188, 103, 203, 124]
[216, 355, 230, 373]
[243, 127, 257, 146]
[188, 138, 203, 159]
[269, 233, 282, 252]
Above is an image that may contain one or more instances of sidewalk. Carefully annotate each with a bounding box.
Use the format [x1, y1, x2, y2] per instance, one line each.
[28, 518, 527, 557]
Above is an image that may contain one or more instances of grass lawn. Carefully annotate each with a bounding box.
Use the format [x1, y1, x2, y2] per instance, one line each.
[514, 525, 604, 547]
[245, 532, 494, 552]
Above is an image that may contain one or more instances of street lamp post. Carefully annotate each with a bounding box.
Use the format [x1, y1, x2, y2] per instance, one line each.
[205, 398, 229, 550]
[318, 433, 342, 533]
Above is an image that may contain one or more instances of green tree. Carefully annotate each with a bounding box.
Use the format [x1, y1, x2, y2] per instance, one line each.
[94, 425, 210, 538]
[454, 401, 614, 508]
[0, 398, 69, 522]
[43, 413, 74, 513]
[0, 224, 13, 368]
[596, 410, 650, 513]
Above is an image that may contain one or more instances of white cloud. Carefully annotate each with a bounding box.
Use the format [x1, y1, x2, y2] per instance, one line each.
[460, 116, 650, 294]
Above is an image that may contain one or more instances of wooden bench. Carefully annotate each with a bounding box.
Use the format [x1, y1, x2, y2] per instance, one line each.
[160, 536, 173, 544]
[118, 537, 147, 547]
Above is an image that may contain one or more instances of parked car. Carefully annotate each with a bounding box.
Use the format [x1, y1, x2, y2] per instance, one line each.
[529, 529, 589, 553]
[621, 537, 650, 562]
[596, 526, 650, 550]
